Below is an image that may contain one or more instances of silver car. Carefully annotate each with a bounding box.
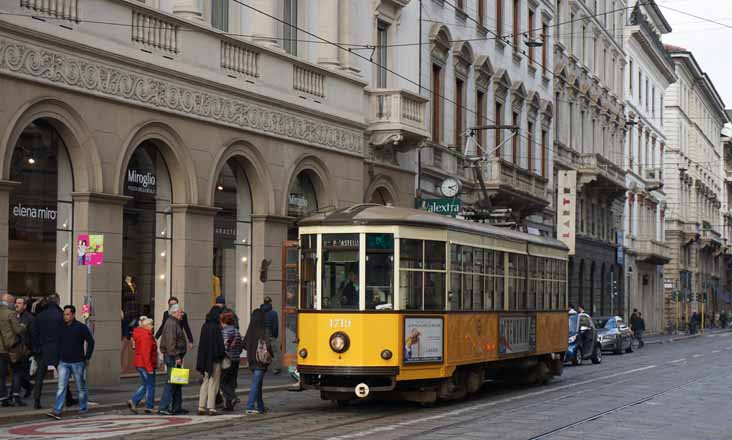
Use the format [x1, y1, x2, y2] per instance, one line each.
[593, 316, 634, 354]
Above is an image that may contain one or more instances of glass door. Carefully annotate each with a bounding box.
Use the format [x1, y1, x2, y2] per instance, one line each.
[282, 240, 299, 369]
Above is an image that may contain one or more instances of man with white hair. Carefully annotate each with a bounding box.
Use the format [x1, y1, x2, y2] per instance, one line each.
[157, 304, 188, 415]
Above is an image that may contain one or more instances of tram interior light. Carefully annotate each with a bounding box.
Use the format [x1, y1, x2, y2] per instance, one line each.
[27, 157, 35, 165]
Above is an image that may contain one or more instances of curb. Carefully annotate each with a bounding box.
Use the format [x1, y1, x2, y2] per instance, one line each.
[645, 328, 732, 345]
[0, 383, 296, 426]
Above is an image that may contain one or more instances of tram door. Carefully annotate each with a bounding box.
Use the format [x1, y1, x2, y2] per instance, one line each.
[282, 241, 299, 369]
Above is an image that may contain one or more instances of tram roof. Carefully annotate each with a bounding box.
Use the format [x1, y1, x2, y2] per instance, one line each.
[299, 204, 568, 250]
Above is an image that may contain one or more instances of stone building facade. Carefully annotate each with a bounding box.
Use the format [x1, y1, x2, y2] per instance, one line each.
[621, 1, 675, 334]
[553, 0, 628, 317]
[662, 46, 728, 331]
[0, 0, 423, 384]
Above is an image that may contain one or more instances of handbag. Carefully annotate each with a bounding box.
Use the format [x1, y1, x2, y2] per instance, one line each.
[0, 320, 28, 364]
[221, 357, 232, 370]
[169, 366, 190, 385]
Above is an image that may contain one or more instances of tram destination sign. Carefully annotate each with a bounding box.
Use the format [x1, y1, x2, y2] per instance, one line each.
[416, 198, 462, 217]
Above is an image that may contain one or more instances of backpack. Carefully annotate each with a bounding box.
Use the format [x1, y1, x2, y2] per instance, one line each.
[255, 338, 272, 365]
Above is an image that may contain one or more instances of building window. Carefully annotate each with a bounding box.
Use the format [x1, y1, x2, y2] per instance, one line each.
[478, 0, 486, 27]
[541, 130, 547, 177]
[455, 78, 464, 147]
[638, 71, 642, 101]
[528, 9, 535, 65]
[432, 64, 442, 143]
[652, 86, 655, 117]
[283, 0, 298, 55]
[541, 22, 548, 73]
[512, 0, 520, 49]
[211, 0, 228, 31]
[495, 100, 503, 157]
[496, 0, 504, 35]
[527, 121, 534, 172]
[629, 59, 633, 95]
[376, 21, 388, 88]
[512, 112, 519, 164]
[476, 90, 486, 153]
[9, 120, 73, 304]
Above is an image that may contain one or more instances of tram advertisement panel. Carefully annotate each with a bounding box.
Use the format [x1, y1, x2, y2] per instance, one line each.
[404, 317, 443, 363]
[499, 316, 536, 354]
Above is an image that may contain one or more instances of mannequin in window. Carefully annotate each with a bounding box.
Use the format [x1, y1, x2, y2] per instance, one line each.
[122, 275, 139, 339]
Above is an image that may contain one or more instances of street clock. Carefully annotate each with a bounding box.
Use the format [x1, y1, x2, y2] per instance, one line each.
[439, 177, 461, 198]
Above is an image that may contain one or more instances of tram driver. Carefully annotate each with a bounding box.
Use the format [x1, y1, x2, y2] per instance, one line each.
[339, 270, 359, 308]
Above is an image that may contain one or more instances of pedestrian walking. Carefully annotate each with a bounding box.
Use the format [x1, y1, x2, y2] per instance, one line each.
[243, 309, 273, 415]
[155, 297, 194, 352]
[220, 310, 242, 411]
[128, 316, 157, 414]
[46, 305, 94, 420]
[30, 293, 76, 409]
[260, 297, 281, 374]
[0, 293, 27, 407]
[211, 296, 240, 329]
[630, 309, 645, 348]
[15, 296, 34, 402]
[196, 307, 225, 416]
[158, 304, 188, 416]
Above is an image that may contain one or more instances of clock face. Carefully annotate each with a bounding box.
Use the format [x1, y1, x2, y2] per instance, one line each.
[440, 178, 460, 198]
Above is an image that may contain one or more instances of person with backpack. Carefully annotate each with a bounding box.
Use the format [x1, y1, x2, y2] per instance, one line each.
[219, 311, 242, 411]
[242, 309, 272, 415]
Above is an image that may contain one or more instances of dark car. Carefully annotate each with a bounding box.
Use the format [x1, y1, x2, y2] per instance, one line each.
[594, 316, 634, 355]
[566, 311, 602, 365]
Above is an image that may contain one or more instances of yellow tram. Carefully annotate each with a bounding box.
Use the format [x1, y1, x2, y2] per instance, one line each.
[295, 204, 568, 403]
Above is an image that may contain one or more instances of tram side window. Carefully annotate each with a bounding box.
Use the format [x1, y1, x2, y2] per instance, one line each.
[366, 233, 394, 310]
[527, 256, 536, 310]
[400, 239, 446, 311]
[461, 246, 473, 309]
[537, 257, 546, 310]
[300, 234, 317, 310]
[322, 234, 360, 310]
[449, 244, 462, 310]
[484, 249, 495, 310]
[495, 251, 505, 310]
[559, 261, 567, 309]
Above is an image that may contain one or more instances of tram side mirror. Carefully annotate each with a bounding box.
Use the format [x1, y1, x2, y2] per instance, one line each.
[260, 259, 271, 283]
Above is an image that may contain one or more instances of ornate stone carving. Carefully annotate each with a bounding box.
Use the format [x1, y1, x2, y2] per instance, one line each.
[0, 37, 363, 156]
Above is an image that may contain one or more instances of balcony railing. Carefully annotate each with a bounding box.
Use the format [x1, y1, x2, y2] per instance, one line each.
[21, 0, 79, 21]
[482, 158, 548, 204]
[293, 65, 326, 98]
[634, 239, 671, 264]
[131, 9, 180, 55]
[366, 89, 429, 145]
[577, 153, 626, 190]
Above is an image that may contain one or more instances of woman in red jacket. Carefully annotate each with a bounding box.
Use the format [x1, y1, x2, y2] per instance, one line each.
[127, 316, 157, 413]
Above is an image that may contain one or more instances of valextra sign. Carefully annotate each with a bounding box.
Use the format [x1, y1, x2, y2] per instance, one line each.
[557, 170, 577, 255]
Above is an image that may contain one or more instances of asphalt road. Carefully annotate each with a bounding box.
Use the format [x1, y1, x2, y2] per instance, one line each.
[2, 332, 730, 440]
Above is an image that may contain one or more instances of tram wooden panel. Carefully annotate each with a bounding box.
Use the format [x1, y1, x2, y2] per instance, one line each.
[535, 312, 568, 354]
[445, 313, 499, 365]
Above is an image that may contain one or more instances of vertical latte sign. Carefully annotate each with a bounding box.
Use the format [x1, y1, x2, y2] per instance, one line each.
[557, 170, 577, 255]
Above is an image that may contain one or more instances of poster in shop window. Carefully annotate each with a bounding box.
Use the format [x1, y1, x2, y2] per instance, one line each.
[76, 234, 104, 266]
[404, 317, 443, 364]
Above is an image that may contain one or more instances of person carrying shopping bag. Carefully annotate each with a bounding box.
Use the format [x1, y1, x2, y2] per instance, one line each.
[196, 307, 225, 416]
[157, 304, 188, 416]
[127, 316, 157, 414]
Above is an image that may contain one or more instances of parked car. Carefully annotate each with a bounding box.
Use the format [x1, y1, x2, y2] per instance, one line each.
[594, 316, 634, 355]
[566, 311, 602, 365]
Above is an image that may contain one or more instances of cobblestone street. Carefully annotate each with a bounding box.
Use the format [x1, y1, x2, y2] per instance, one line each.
[1, 332, 730, 440]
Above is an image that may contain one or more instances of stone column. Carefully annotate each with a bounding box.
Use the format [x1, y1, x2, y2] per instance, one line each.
[0, 181, 20, 295]
[71, 192, 130, 386]
[249, 0, 280, 47]
[173, 0, 204, 21]
[170, 204, 218, 376]
[317, 0, 340, 66]
[338, 0, 359, 73]
[249, 215, 290, 329]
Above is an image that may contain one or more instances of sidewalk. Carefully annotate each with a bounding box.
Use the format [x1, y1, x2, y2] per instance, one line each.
[0, 367, 297, 425]
[644, 327, 732, 345]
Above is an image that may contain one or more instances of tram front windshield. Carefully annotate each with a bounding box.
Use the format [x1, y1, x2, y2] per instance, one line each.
[322, 234, 359, 309]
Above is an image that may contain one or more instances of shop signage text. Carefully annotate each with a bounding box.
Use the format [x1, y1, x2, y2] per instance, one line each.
[557, 171, 577, 255]
[416, 198, 462, 217]
[288, 194, 308, 209]
[12, 204, 57, 221]
[127, 169, 156, 194]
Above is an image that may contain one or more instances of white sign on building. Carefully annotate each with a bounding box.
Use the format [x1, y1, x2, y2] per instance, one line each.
[557, 171, 577, 255]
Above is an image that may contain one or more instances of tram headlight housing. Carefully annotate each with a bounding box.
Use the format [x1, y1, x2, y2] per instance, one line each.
[329, 332, 350, 353]
[299, 348, 308, 359]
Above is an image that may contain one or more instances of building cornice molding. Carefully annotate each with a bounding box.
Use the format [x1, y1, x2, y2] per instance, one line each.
[0, 35, 365, 157]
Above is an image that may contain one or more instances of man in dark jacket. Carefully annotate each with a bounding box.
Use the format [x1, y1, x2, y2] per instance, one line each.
[31, 294, 76, 409]
[158, 304, 188, 415]
[0, 293, 26, 407]
[155, 296, 193, 351]
[15, 297, 34, 402]
[630, 309, 645, 348]
[46, 305, 94, 419]
[260, 297, 281, 374]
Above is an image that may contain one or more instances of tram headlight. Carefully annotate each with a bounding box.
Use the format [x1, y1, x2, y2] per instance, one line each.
[380, 349, 393, 360]
[329, 332, 350, 353]
[299, 348, 308, 359]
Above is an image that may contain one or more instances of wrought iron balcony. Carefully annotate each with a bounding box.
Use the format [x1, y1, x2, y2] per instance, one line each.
[366, 89, 430, 147]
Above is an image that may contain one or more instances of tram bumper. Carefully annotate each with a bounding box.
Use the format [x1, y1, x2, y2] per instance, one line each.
[298, 365, 398, 394]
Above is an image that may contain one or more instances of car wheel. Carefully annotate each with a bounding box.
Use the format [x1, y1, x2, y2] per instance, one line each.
[591, 344, 602, 364]
[572, 346, 583, 366]
[614, 339, 623, 355]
